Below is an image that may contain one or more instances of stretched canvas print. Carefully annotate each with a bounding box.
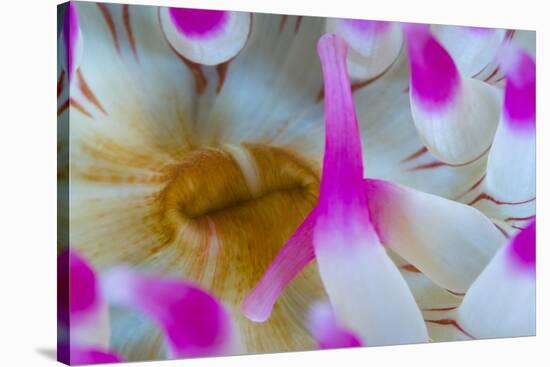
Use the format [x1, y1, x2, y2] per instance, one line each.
[57, 1, 536, 365]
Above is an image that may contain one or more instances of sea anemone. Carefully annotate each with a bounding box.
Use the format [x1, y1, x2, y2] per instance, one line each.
[58, 1, 536, 363]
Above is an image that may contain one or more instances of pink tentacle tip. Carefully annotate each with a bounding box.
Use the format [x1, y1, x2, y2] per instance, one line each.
[101, 267, 235, 357]
[70, 252, 100, 314]
[317, 33, 348, 64]
[403, 23, 460, 109]
[308, 303, 363, 349]
[241, 294, 269, 323]
[508, 219, 536, 273]
[168, 7, 229, 38]
[497, 42, 536, 86]
[498, 42, 536, 129]
[58, 249, 102, 324]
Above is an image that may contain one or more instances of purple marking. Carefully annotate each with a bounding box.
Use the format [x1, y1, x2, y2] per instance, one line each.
[57, 250, 70, 327]
[309, 303, 363, 349]
[404, 24, 460, 111]
[69, 250, 99, 315]
[508, 220, 535, 273]
[169, 8, 229, 39]
[70, 346, 125, 364]
[62, 2, 79, 81]
[162, 287, 223, 349]
[134, 277, 228, 356]
[105, 268, 231, 357]
[341, 19, 390, 35]
[159, 288, 223, 348]
[502, 49, 536, 131]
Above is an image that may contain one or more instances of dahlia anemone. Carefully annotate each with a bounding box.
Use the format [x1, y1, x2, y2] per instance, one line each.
[58, 1, 536, 363]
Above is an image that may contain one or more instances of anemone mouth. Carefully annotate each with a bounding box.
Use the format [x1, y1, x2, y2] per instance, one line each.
[148, 142, 320, 258]
[158, 143, 319, 235]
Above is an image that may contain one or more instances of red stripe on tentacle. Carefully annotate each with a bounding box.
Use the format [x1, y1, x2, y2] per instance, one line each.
[423, 306, 458, 312]
[279, 15, 288, 33]
[400, 264, 422, 273]
[294, 16, 303, 33]
[446, 289, 465, 297]
[494, 223, 511, 239]
[468, 193, 536, 206]
[408, 161, 447, 171]
[351, 61, 395, 92]
[471, 63, 489, 79]
[77, 69, 107, 115]
[425, 318, 474, 339]
[453, 175, 486, 201]
[70, 98, 94, 118]
[97, 3, 120, 52]
[216, 61, 231, 93]
[505, 215, 536, 223]
[483, 66, 500, 83]
[491, 75, 506, 84]
[57, 70, 65, 98]
[123, 4, 139, 60]
[408, 145, 490, 171]
[57, 99, 70, 116]
[315, 87, 324, 103]
[401, 146, 428, 163]
[181, 59, 207, 95]
[277, 15, 301, 34]
[511, 225, 527, 230]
